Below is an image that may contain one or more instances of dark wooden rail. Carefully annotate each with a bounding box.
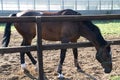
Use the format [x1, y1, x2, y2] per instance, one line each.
[0, 39, 120, 53]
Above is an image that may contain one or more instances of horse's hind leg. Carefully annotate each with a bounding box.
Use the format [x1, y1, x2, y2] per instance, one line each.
[72, 48, 82, 72]
[20, 39, 37, 70]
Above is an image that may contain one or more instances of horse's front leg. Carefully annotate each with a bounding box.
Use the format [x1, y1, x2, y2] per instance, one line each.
[72, 48, 82, 72]
[57, 38, 68, 78]
[57, 49, 67, 78]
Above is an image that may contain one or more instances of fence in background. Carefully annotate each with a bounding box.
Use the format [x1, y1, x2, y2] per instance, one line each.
[0, 14, 120, 80]
[1, 0, 120, 16]
[0, 0, 120, 11]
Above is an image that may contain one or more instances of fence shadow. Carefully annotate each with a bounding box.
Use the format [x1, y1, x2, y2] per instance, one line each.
[23, 69, 49, 80]
[24, 69, 37, 80]
[78, 70, 97, 80]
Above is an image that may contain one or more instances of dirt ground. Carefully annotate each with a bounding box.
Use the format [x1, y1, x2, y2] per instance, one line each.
[0, 30, 120, 80]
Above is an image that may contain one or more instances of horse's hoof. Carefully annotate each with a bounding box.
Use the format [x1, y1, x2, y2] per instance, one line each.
[21, 63, 26, 70]
[34, 67, 38, 72]
[34, 64, 38, 72]
[58, 73, 64, 79]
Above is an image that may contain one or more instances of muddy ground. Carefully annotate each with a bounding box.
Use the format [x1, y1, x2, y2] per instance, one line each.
[0, 30, 120, 80]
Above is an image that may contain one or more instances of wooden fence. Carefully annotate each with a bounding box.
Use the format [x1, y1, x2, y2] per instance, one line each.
[0, 14, 120, 80]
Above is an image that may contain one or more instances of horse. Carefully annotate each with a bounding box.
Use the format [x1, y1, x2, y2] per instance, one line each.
[2, 9, 112, 78]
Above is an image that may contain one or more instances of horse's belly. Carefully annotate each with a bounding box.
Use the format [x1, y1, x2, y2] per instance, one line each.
[42, 23, 62, 41]
[42, 31, 61, 41]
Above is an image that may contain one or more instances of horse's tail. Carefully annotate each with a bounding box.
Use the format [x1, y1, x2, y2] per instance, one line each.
[2, 13, 16, 47]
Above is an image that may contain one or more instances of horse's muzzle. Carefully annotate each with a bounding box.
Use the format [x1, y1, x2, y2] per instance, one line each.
[104, 67, 112, 73]
[103, 62, 112, 73]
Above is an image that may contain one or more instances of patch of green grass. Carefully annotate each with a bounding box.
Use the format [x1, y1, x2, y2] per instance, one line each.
[0, 26, 5, 31]
[0, 24, 15, 31]
[110, 76, 120, 80]
[93, 20, 120, 35]
[0, 24, 5, 31]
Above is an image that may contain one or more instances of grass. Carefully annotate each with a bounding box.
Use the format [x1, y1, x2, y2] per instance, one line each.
[0, 24, 5, 31]
[110, 76, 120, 80]
[93, 20, 120, 35]
[0, 24, 15, 31]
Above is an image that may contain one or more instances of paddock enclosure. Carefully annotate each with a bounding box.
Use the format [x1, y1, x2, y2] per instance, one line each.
[0, 15, 120, 80]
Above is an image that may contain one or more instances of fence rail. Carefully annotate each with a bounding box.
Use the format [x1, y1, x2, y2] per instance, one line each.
[0, 14, 120, 22]
[1, 39, 120, 54]
[40, 14, 120, 22]
[0, 14, 120, 80]
[0, 16, 36, 22]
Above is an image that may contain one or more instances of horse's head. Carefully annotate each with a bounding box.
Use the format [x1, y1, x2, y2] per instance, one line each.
[96, 43, 112, 73]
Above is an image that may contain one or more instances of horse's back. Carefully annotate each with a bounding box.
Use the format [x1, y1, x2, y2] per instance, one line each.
[14, 10, 80, 41]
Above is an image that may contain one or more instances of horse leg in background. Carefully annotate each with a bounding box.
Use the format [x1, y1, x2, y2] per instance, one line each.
[20, 39, 37, 71]
[57, 38, 69, 78]
[72, 48, 83, 72]
[57, 49, 66, 78]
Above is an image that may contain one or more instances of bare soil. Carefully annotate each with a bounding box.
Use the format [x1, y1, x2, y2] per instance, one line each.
[0, 30, 120, 80]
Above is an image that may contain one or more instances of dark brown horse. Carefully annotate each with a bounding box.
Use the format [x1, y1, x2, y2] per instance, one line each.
[2, 9, 112, 78]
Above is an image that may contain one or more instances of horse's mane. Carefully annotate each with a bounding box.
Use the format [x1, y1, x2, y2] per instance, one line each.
[83, 21, 107, 46]
[83, 21, 97, 31]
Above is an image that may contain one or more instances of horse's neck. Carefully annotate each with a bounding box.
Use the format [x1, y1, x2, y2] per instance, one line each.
[91, 27, 108, 50]
[82, 21, 107, 50]
[94, 35, 107, 50]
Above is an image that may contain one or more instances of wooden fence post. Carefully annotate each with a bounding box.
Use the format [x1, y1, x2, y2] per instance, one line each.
[36, 17, 44, 80]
